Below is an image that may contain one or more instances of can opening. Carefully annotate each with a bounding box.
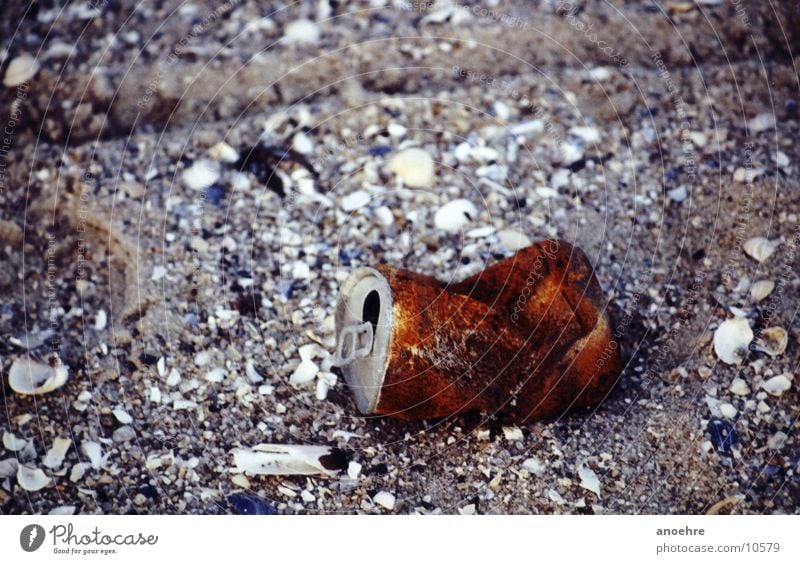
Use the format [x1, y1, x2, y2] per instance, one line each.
[362, 290, 380, 333]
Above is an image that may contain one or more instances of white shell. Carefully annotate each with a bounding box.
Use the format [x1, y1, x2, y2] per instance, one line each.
[341, 190, 371, 212]
[81, 441, 107, 469]
[16, 465, 51, 491]
[749, 280, 775, 302]
[388, 148, 436, 188]
[3, 431, 28, 451]
[761, 374, 792, 396]
[3, 54, 40, 87]
[112, 408, 133, 425]
[729, 378, 750, 396]
[577, 463, 601, 497]
[9, 357, 69, 395]
[42, 437, 72, 469]
[754, 327, 788, 357]
[743, 237, 779, 263]
[49, 505, 77, 515]
[434, 199, 478, 233]
[373, 491, 396, 510]
[282, 19, 321, 45]
[208, 141, 239, 163]
[231, 444, 341, 476]
[713, 317, 753, 365]
[289, 359, 318, 387]
[497, 229, 532, 251]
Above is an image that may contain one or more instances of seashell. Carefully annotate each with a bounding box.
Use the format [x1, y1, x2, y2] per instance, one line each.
[289, 359, 318, 387]
[761, 374, 792, 396]
[231, 444, 345, 476]
[497, 228, 532, 251]
[372, 491, 396, 510]
[2, 431, 28, 451]
[282, 19, 321, 45]
[743, 237, 779, 263]
[713, 317, 753, 365]
[341, 190, 371, 212]
[208, 141, 239, 163]
[112, 408, 133, 425]
[3, 54, 40, 87]
[754, 326, 788, 357]
[577, 463, 601, 497]
[333, 239, 620, 422]
[729, 378, 750, 396]
[49, 505, 77, 515]
[387, 148, 435, 187]
[434, 198, 478, 233]
[9, 357, 69, 395]
[81, 441, 107, 469]
[16, 465, 51, 492]
[181, 159, 220, 191]
[749, 280, 775, 302]
[42, 438, 71, 469]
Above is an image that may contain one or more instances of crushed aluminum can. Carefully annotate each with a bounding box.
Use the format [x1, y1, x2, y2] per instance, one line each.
[334, 239, 621, 423]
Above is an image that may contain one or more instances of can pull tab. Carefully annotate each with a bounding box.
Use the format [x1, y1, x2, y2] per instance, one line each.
[335, 321, 374, 366]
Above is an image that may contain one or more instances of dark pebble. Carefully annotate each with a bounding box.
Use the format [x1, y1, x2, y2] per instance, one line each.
[708, 420, 738, 452]
[227, 493, 277, 515]
[369, 145, 392, 157]
[204, 184, 227, 206]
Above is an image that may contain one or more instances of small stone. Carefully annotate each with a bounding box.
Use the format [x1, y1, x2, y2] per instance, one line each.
[70, 462, 89, 482]
[719, 403, 737, 419]
[205, 367, 226, 383]
[775, 151, 790, 168]
[387, 122, 407, 137]
[388, 148, 435, 187]
[112, 426, 136, 443]
[3, 54, 40, 87]
[577, 463, 601, 497]
[3, 431, 27, 451]
[757, 400, 770, 413]
[194, 351, 212, 367]
[747, 112, 776, 133]
[374, 206, 394, 227]
[290, 359, 318, 387]
[94, 309, 107, 331]
[49, 505, 76, 515]
[767, 431, 787, 450]
[292, 132, 314, 155]
[688, 131, 707, 148]
[466, 225, 495, 238]
[502, 426, 524, 441]
[151, 265, 167, 281]
[347, 461, 362, 480]
[373, 491, 396, 510]
[569, 126, 601, 144]
[561, 141, 584, 164]
[112, 408, 133, 425]
[282, 19, 321, 45]
[42, 438, 71, 469]
[208, 141, 239, 163]
[667, 186, 688, 203]
[750, 280, 775, 302]
[754, 327, 788, 357]
[510, 119, 544, 136]
[458, 503, 477, 515]
[761, 374, 791, 396]
[497, 229, 532, 251]
[743, 237, 779, 263]
[551, 168, 571, 190]
[713, 317, 753, 365]
[729, 378, 750, 396]
[341, 190, 371, 212]
[733, 167, 766, 183]
[434, 199, 478, 233]
[291, 261, 311, 280]
[231, 474, 251, 489]
[181, 159, 220, 191]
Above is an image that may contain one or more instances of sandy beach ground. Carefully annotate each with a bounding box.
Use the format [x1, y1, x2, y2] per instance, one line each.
[1, 1, 799, 514]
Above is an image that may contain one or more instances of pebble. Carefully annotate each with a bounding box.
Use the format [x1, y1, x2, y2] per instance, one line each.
[373, 491, 396, 510]
[767, 432, 787, 450]
[94, 309, 107, 331]
[208, 141, 239, 163]
[388, 148, 436, 187]
[707, 420, 738, 452]
[713, 317, 753, 365]
[290, 359, 318, 387]
[81, 441, 106, 469]
[282, 19, 321, 45]
[761, 374, 792, 396]
[688, 131, 707, 148]
[292, 132, 314, 155]
[205, 367, 226, 383]
[733, 167, 765, 183]
[502, 426, 524, 441]
[551, 168, 571, 190]
[16, 465, 51, 492]
[729, 378, 750, 396]
[374, 206, 394, 227]
[3, 431, 27, 451]
[3, 54, 40, 87]
[775, 151, 790, 168]
[70, 463, 89, 482]
[561, 141, 584, 164]
[49, 505, 77, 515]
[434, 199, 478, 232]
[181, 159, 220, 191]
[569, 126, 601, 144]
[347, 461, 362, 480]
[194, 351, 212, 367]
[151, 265, 167, 281]
[387, 122, 407, 137]
[112, 408, 133, 425]
[341, 190, 371, 212]
[231, 474, 250, 489]
[112, 426, 136, 443]
[510, 119, 544, 136]
[754, 326, 788, 357]
[458, 503, 477, 515]
[0, 458, 19, 478]
[749, 280, 775, 302]
[743, 237, 779, 263]
[719, 403, 737, 419]
[466, 225, 495, 238]
[227, 493, 277, 515]
[667, 186, 688, 203]
[497, 228, 532, 251]
[42, 438, 71, 469]
[747, 112, 776, 133]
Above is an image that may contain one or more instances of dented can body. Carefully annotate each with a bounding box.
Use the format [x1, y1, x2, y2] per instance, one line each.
[334, 240, 621, 423]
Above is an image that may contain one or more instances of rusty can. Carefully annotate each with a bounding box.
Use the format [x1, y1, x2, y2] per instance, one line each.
[333, 239, 621, 423]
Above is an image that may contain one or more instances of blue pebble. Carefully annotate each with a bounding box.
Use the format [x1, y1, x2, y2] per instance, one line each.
[277, 279, 295, 299]
[708, 420, 738, 452]
[227, 493, 276, 515]
[204, 184, 227, 206]
[369, 145, 392, 157]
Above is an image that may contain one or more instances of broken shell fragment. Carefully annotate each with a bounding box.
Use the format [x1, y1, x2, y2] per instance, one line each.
[749, 280, 775, 302]
[16, 465, 51, 492]
[9, 357, 69, 395]
[333, 239, 621, 422]
[231, 444, 345, 476]
[743, 237, 779, 263]
[713, 317, 753, 365]
[754, 327, 788, 357]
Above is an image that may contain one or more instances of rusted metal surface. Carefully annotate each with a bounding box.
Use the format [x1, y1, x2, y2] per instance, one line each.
[334, 239, 621, 423]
